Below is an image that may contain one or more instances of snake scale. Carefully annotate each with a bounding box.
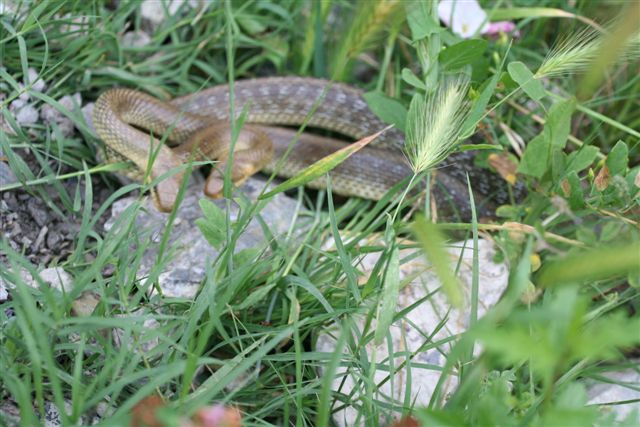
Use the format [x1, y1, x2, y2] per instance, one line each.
[93, 77, 514, 219]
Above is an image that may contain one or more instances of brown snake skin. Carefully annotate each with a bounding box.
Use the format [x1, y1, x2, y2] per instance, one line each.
[93, 77, 515, 218]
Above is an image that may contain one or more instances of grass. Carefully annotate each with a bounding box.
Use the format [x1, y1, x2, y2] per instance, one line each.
[1, 0, 639, 426]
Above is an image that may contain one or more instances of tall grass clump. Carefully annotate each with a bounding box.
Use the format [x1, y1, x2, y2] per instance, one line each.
[330, 0, 404, 78]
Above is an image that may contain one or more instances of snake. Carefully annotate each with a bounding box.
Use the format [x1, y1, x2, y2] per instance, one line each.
[93, 77, 515, 219]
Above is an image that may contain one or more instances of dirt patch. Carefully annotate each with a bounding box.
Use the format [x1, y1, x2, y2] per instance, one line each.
[1, 150, 113, 267]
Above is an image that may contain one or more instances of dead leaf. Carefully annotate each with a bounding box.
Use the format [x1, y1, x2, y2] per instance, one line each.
[488, 153, 518, 185]
[71, 292, 100, 317]
[595, 165, 611, 191]
[560, 179, 571, 197]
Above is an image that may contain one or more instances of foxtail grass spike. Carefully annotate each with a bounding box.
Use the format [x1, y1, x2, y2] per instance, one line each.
[405, 78, 470, 174]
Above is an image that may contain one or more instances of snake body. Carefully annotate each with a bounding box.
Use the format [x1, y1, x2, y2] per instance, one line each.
[94, 77, 513, 218]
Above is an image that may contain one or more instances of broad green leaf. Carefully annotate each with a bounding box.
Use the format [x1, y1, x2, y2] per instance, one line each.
[517, 133, 550, 178]
[601, 221, 623, 242]
[260, 125, 393, 199]
[564, 171, 584, 210]
[401, 68, 426, 90]
[606, 140, 628, 176]
[195, 199, 227, 248]
[534, 383, 599, 427]
[540, 98, 575, 181]
[566, 146, 599, 173]
[412, 216, 463, 308]
[508, 61, 546, 101]
[546, 98, 575, 150]
[460, 70, 501, 138]
[406, 3, 443, 41]
[537, 242, 640, 287]
[439, 39, 488, 71]
[236, 15, 267, 35]
[363, 91, 407, 133]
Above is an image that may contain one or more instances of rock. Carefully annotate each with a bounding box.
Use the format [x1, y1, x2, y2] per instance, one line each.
[43, 400, 64, 427]
[41, 93, 82, 138]
[0, 267, 73, 293]
[140, 0, 198, 31]
[59, 14, 90, 34]
[587, 366, 640, 422]
[121, 30, 152, 48]
[0, 276, 7, 302]
[14, 103, 39, 125]
[0, 1, 16, 15]
[0, 148, 18, 187]
[38, 267, 73, 292]
[25, 68, 46, 93]
[81, 102, 95, 131]
[316, 238, 510, 427]
[0, 88, 16, 136]
[46, 231, 62, 250]
[71, 292, 100, 317]
[0, 399, 20, 426]
[104, 176, 299, 298]
[26, 197, 50, 227]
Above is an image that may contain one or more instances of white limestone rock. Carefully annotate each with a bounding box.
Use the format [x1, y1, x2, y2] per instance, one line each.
[316, 238, 510, 426]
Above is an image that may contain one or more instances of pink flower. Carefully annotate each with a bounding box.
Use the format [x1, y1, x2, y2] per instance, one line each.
[484, 21, 520, 37]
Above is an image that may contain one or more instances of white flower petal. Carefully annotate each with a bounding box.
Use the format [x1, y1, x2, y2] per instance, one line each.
[438, 0, 489, 39]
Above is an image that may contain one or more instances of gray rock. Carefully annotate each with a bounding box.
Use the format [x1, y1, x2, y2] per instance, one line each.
[0, 109, 16, 136]
[14, 103, 39, 125]
[122, 30, 152, 48]
[587, 366, 640, 422]
[46, 230, 62, 250]
[0, 399, 20, 426]
[43, 400, 65, 427]
[316, 238, 510, 427]
[26, 197, 50, 227]
[0, 276, 7, 302]
[0, 152, 18, 187]
[41, 93, 82, 138]
[38, 267, 73, 292]
[140, 0, 198, 31]
[104, 176, 300, 298]
[26, 68, 46, 93]
[81, 102, 95, 131]
[0, 1, 16, 15]
[0, 266, 73, 294]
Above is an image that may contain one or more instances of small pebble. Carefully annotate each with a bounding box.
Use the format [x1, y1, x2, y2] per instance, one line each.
[0, 162, 18, 188]
[26, 68, 46, 93]
[39, 267, 73, 292]
[46, 231, 62, 250]
[41, 94, 82, 138]
[32, 225, 48, 251]
[14, 104, 39, 125]
[121, 30, 151, 48]
[26, 198, 50, 227]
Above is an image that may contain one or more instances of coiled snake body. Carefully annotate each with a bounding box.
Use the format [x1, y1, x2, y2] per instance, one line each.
[93, 77, 511, 218]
